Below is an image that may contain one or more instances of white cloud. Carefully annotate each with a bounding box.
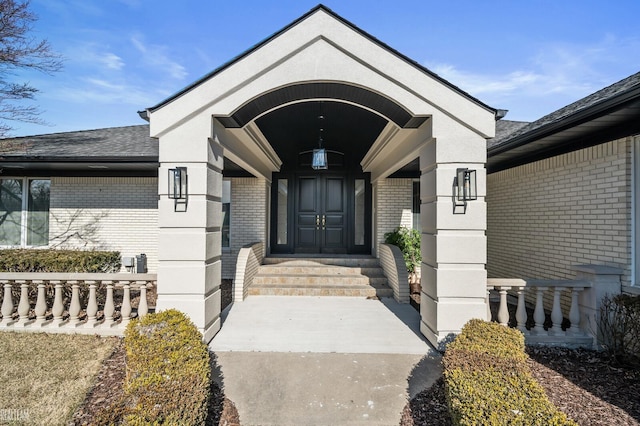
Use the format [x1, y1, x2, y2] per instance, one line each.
[54, 77, 158, 106]
[100, 53, 125, 70]
[425, 35, 640, 120]
[64, 42, 126, 72]
[131, 34, 188, 80]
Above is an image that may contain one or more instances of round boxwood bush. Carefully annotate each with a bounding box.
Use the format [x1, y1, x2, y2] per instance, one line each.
[123, 309, 210, 425]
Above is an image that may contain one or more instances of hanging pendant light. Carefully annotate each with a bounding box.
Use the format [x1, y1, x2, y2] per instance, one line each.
[311, 121, 328, 170]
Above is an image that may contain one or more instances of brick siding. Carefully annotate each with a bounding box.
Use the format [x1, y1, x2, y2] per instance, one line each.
[49, 176, 159, 271]
[222, 177, 269, 279]
[487, 137, 634, 295]
[375, 178, 414, 255]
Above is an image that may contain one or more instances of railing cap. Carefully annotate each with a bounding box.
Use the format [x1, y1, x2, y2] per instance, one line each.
[487, 278, 526, 288]
[0, 272, 157, 281]
[571, 264, 624, 276]
[526, 279, 592, 288]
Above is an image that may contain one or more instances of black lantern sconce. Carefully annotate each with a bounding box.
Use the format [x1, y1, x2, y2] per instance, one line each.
[453, 168, 477, 214]
[168, 167, 188, 211]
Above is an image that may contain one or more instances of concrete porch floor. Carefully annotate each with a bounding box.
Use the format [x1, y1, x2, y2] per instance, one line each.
[209, 296, 442, 425]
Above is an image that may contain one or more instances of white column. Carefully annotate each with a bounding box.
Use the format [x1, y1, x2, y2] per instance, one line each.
[156, 116, 223, 343]
[419, 129, 487, 349]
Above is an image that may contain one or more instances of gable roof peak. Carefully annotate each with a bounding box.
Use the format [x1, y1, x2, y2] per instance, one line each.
[144, 4, 495, 116]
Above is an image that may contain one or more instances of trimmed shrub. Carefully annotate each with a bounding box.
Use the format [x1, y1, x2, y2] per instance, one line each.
[384, 226, 421, 281]
[123, 309, 210, 425]
[0, 248, 121, 272]
[443, 319, 576, 425]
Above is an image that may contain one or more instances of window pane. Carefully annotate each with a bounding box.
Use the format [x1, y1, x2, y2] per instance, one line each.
[277, 179, 288, 244]
[354, 179, 365, 246]
[412, 181, 420, 231]
[27, 179, 50, 246]
[0, 179, 23, 246]
[222, 180, 230, 248]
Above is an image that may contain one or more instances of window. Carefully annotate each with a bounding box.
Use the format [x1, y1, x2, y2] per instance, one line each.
[222, 180, 231, 248]
[412, 180, 420, 230]
[0, 178, 50, 247]
[276, 179, 288, 245]
[354, 179, 365, 245]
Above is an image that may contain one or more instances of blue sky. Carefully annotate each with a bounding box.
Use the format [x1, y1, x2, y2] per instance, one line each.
[9, 0, 640, 136]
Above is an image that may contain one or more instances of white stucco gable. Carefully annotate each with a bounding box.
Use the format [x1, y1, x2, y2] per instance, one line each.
[146, 5, 495, 180]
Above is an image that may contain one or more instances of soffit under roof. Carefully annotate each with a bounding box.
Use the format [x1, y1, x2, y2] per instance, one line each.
[488, 99, 640, 172]
[488, 71, 640, 172]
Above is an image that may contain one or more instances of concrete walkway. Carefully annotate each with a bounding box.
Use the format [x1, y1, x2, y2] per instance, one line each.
[210, 296, 442, 425]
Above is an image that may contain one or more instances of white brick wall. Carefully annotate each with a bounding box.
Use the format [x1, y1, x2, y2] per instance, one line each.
[221, 177, 269, 279]
[375, 178, 413, 255]
[487, 137, 633, 290]
[49, 177, 159, 272]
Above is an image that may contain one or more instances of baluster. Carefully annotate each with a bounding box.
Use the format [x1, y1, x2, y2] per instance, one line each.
[486, 288, 492, 321]
[531, 287, 547, 335]
[68, 281, 81, 327]
[16, 281, 33, 327]
[567, 287, 585, 336]
[34, 281, 49, 326]
[515, 287, 528, 334]
[497, 287, 510, 326]
[138, 283, 148, 317]
[120, 282, 132, 327]
[549, 287, 565, 336]
[51, 281, 66, 326]
[84, 281, 98, 328]
[0, 281, 16, 327]
[102, 281, 115, 328]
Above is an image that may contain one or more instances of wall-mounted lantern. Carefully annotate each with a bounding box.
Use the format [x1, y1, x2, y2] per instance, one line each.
[168, 167, 188, 211]
[453, 168, 477, 214]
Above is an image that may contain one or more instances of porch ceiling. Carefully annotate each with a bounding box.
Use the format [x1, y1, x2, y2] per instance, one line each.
[255, 101, 388, 171]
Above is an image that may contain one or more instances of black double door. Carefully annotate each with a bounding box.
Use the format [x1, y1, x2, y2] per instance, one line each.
[295, 175, 347, 253]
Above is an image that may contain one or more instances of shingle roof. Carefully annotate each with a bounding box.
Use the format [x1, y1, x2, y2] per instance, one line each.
[489, 71, 640, 152]
[0, 125, 157, 160]
[490, 120, 530, 148]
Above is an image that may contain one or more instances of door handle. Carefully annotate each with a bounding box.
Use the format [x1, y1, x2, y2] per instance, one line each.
[316, 215, 320, 230]
[322, 215, 325, 229]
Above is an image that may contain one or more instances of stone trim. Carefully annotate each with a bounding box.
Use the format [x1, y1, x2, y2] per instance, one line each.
[379, 243, 409, 303]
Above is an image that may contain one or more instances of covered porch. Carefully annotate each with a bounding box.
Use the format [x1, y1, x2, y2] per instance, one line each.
[145, 6, 495, 347]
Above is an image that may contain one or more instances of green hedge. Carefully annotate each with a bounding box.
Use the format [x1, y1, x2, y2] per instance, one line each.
[0, 249, 121, 272]
[443, 319, 576, 425]
[122, 309, 210, 425]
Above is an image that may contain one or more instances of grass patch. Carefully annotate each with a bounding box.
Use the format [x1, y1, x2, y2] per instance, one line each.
[0, 332, 117, 425]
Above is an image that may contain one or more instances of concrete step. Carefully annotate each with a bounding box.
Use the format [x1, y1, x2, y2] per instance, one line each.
[253, 274, 388, 286]
[248, 282, 393, 297]
[262, 256, 380, 268]
[257, 264, 385, 277]
[252, 256, 392, 298]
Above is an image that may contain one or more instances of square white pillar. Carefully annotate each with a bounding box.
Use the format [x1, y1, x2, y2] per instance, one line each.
[419, 136, 488, 349]
[156, 120, 224, 343]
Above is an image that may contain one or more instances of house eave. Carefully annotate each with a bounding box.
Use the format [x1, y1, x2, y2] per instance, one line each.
[487, 85, 640, 172]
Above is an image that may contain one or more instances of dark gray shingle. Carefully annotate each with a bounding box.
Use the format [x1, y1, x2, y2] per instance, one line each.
[0, 125, 157, 160]
[489, 71, 640, 150]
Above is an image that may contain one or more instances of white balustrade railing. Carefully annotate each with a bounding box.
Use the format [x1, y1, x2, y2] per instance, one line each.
[487, 278, 594, 347]
[0, 273, 156, 336]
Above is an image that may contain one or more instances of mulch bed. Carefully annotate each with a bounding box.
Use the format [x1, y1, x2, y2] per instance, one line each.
[74, 280, 640, 425]
[71, 279, 240, 425]
[400, 346, 640, 425]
